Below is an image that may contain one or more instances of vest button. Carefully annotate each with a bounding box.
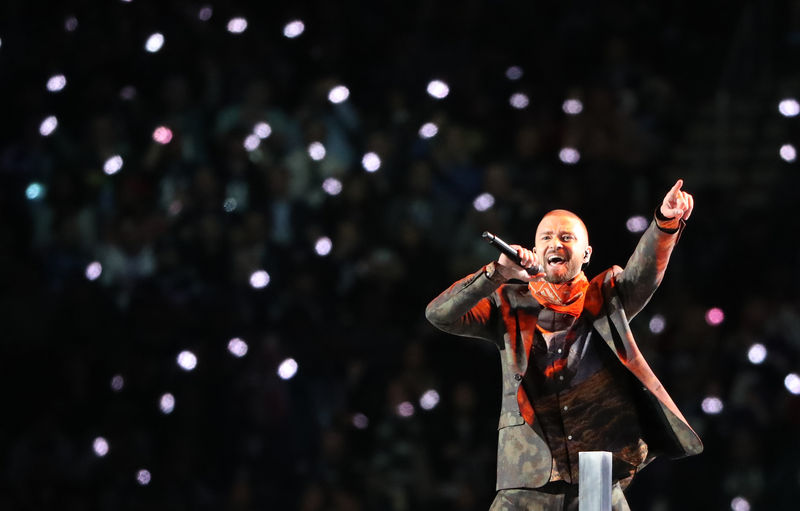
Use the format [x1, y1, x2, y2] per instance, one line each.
[514, 373, 522, 381]
[567, 435, 573, 440]
[563, 405, 569, 411]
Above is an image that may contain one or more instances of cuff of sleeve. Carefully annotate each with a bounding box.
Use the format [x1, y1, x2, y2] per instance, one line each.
[654, 207, 683, 234]
[483, 262, 507, 284]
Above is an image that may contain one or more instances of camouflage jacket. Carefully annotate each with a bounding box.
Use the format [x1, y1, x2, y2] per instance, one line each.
[425, 220, 703, 490]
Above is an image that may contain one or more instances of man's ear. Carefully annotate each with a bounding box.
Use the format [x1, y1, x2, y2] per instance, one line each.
[583, 245, 592, 263]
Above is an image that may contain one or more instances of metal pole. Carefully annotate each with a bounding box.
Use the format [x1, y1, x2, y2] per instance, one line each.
[578, 451, 612, 511]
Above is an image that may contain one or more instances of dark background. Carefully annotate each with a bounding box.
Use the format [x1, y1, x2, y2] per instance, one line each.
[1, 1, 799, 509]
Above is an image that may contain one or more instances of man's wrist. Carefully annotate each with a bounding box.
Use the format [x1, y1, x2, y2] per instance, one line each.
[655, 207, 681, 233]
[484, 261, 508, 284]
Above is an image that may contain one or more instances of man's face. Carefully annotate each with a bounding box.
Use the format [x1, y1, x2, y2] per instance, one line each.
[534, 212, 591, 283]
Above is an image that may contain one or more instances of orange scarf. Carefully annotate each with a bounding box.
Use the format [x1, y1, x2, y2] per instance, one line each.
[528, 272, 589, 317]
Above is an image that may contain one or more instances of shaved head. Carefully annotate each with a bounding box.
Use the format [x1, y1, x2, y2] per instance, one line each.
[534, 210, 592, 283]
[540, 210, 589, 243]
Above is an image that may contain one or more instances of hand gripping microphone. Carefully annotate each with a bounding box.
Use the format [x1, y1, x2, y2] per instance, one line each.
[481, 231, 542, 275]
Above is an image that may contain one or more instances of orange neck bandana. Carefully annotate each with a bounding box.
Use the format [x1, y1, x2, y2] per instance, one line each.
[528, 272, 589, 317]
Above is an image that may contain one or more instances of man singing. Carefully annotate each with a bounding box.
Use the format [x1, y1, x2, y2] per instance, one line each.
[425, 180, 702, 510]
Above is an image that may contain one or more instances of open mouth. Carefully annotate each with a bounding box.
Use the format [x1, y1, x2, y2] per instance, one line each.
[546, 254, 566, 266]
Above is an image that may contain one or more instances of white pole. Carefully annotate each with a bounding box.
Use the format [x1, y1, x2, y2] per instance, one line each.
[578, 451, 612, 511]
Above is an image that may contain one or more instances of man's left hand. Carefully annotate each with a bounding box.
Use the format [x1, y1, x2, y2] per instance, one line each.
[660, 179, 694, 221]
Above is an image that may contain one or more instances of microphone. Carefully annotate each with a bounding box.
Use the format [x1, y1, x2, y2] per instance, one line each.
[481, 231, 542, 275]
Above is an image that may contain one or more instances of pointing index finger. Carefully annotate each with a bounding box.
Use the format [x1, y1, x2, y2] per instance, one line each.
[669, 179, 684, 196]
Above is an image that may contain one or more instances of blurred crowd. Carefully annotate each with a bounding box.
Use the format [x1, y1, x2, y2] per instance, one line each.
[1, 1, 800, 510]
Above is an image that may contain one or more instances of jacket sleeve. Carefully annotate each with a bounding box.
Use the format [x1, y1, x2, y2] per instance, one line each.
[424, 265, 504, 343]
[614, 214, 685, 319]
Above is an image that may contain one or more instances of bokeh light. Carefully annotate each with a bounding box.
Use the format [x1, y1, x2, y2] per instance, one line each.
[396, 401, 415, 417]
[648, 314, 666, 334]
[103, 155, 123, 175]
[39, 116, 58, 136]
[283, 20, 305, 38]
[328, 85, 350, 104]
[419, 122, 439, 139]
[243, 134, 260, 152]
[159, 393, 175, 414]
[361, 152, 381, 172]
[419, 389, 440, 410]
[227, 338, 248, 358]
[277, 358, 298, 380]
[731, 496, 751, 511]
[198, 6, 213, 21]
[308, 141, 326, 161]
[426, 80, 449, 99]
[505, 66, 523, 80]
[352, 413, 369, 429]
[145, 33, 164, 53]
[779, 143, 796, 162]
[473, 193, 495, 212]
[25, 182, 45, 200]
[177, 350, 197, 371]
[705, 307, 725, 326]
[314, 237, 333, 256]
[747, 343, 767, 364]
[85, 261, 102, 281]
[785, 373, 800, 395]
[778, 98, 799, 117]
[254, 122, 272, 139]
[322, 177, 343, 195]
[559, 147, 580, 164]
[93, 437, 109, 457]
[701, 396, 724, 414]
[249, 270, 270, 289]
[46, 74, 67, 92]
[626, 215, 649, 233]
[509, 92, 529, 109]
[64, 16, 78, 32]
[110, 374, 124, 392]
[563, 98, 584, 115]
[136, 469, 151, 486]
[223, 198, 238, 213]
[120, 85, 137, 100]
[227, 17, 248, 34]
[152, 126, 173, 144]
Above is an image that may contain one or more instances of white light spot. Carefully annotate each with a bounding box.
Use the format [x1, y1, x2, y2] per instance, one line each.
[361, 152, 381, 172]
[85, 261, 103, 281]
[314, 236, 333, 256]
[159, 393, 175, 414]
[227, 338, 248, 358]
[419, 389, 440, 410]
[701, 396, 724, 414]
[177, 350, 197, 371]
[352, 413, 369, 429]
[120, 86, 137, 101]
[65, 16, 79, 32]
[747, 343, 767, 364]
[227, 17, 248, 34]
[509, 92, 529, 109]
[322, 177, 343, 195]
[254, 122, 272, 139]
[153, 126, 173, 144]
[223, 197, 238, 213]
[39, 116, 58, 137]
[145, 33, 164, 53]
[785, 373, 800, 395]
[243, 134, 260, 151]
[705, 307, 725, 326]
[46, 74, 67, 92]
[559, 147, 581, 164]
[426, 80, 450, 99]
[25, 182, 45, 200]
[419, 122, 439, 139]
[731, 496, 751, 511]
[136, 469, 151, 486]
[103, 155, 123, 175]
[249, 270, 270, 289]
[505, 66, 523, 80]
[563, 99, 584, 115]
[473, 192, 495, 212]
[277, 358, 298, 380]
[328, 85, 350, 104]
[626, 215, 648, 233]
[283, 20, 305, 39]
[396, 401, 415, 417]
[168, 200, 183, 216]
[780, 144, 796, 162]
[93, 437, 109, 457]
[308, 141, 326, 161]
[198, 6, 213, 21]
[778, 98, 800, 117]
[648, 314, 666, 334]
[110, 374, 124, 392]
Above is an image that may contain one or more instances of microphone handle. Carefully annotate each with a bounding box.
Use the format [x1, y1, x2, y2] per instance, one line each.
[481, 231, 542, 275]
